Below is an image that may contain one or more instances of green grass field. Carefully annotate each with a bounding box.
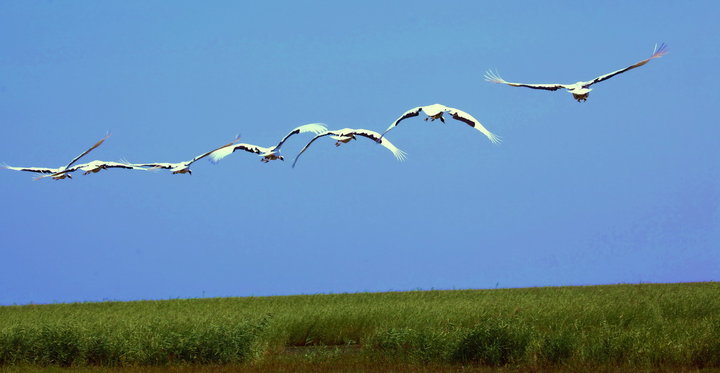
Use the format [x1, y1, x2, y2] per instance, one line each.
[1, 282, 718, 372]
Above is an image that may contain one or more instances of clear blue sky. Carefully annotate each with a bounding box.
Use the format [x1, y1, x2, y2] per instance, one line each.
[1, 1, 718, 305]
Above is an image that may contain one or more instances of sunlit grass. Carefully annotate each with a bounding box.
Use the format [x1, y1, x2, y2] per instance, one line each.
[0, 282, 718, 370]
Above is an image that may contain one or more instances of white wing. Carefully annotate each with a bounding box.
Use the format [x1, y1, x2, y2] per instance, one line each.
[4, 133, 110, 179]
[585, 43, 668, 87]
[208, 143, 265, 164]
[484, 70, 568, 91]
[381, 106, 424, 138]
[291, 131, 337, 168]
[125, 162, 175, 169]
[352, 129, 407, 161]
[150, 137, 242, 168]
[38, 160, 147, 179]
[3, 165, 59, 174]
[63, 133, 111, 170]
[446, 107, 502, 144]
[32, 164, 84, 180]
[80, 161, 147, 171]
[274, 123, 328, 150]
[190, 139, 241, 164]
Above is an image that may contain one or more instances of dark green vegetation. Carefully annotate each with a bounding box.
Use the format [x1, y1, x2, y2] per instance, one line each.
[0, 282, 718, 371]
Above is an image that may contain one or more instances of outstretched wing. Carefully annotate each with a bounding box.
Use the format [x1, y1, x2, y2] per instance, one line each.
[381, 106, 424, 138]
[32, 164, 84, 180]
[208, 143, 265, 164]
[35, 161, 137, 180]
[353, 129, 407, 161]
[586, 43, 668, 87]
[291, 131, 337, 168]
[63, 133, 111, 170]
[189, 137, 242, 165]
[274, 123, 328, 150]
[86, 161, 147, 171]
[3, 165, 58, 174]
[447, 108, 502, 144]
[36, 160, 145, 180]
[125, 162, 173, 169]
[484, 70, 567, 91]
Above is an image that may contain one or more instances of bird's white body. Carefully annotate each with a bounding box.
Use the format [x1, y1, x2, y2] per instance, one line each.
[419, 103, 452, 119]
[208, 123, 327, 164]
[293, 128, 406, 168]
[485, 43, 667, 102]
[330, 135, 354, 145]
[382, 103, 501, 144]
[565, 84, 592, 102]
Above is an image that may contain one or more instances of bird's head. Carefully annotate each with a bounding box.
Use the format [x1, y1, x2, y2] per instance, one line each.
[570, 87, 591, 102]
[279, 155, 285, 161]
[172, 167, 191, 175]
[572, 92, 590, 102]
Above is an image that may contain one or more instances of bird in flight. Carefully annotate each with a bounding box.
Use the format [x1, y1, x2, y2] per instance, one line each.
[34, 160, 149, 180]
[128, 137, 240, 175]
[484, 43, 668, 102]
[381, 103, 501, 144]
[208, 123, 327, 164]
[292, 128, 406, 168]
[2, 133, 111, 180]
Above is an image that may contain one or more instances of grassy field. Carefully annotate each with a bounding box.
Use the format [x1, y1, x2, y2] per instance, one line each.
[0, 282, 718, 371]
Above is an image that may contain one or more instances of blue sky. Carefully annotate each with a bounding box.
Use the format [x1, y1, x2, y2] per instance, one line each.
[1, 1, 718, 305]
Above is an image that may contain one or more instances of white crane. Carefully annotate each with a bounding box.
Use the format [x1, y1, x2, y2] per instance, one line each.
[484, 43, 668, 102]
[35, 160, 149, 180]
[381, 104, 501, 144]
[208, 123, 327, 164]
[2, 133, 111, 180]
[128, 138, 240, 174]
[292, 128, 406, 168]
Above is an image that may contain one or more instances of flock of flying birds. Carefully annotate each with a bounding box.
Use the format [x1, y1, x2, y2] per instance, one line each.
[3, 43, 667, 180]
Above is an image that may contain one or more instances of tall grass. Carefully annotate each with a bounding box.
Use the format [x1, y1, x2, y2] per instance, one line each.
[0, 282, 718, 369]
[0, 318, 269, 366]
